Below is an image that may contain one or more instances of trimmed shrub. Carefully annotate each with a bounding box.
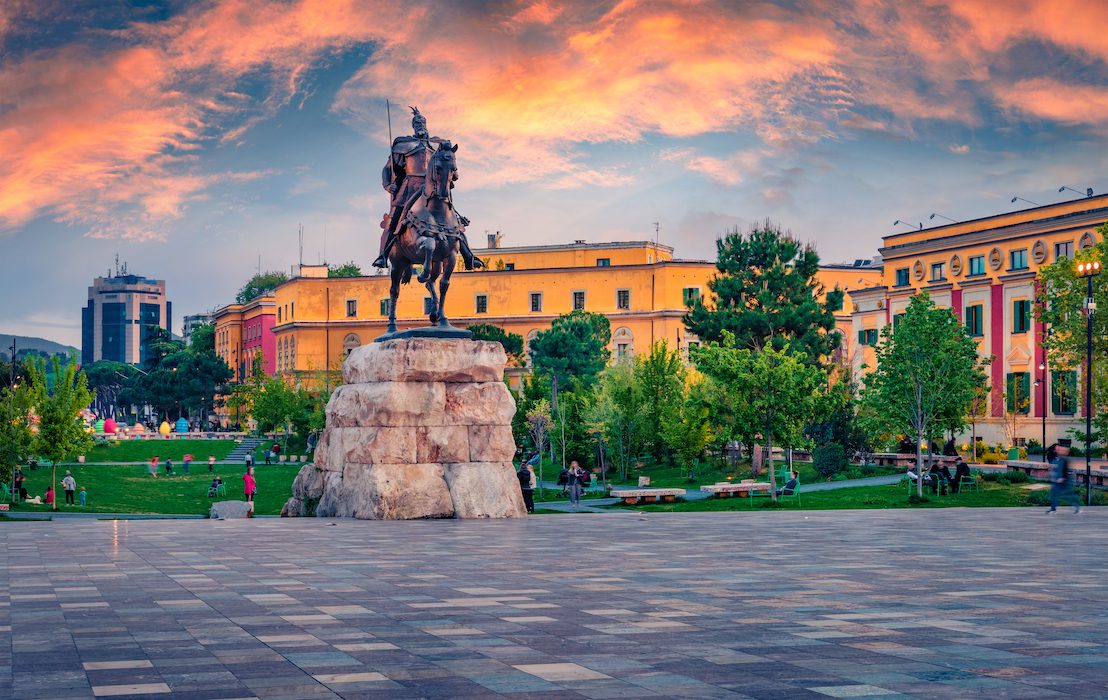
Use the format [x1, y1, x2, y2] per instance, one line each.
[813, 443, 847, 480]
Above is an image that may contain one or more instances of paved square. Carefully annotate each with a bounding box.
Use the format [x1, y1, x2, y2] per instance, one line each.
[2, 508, 1107, 698]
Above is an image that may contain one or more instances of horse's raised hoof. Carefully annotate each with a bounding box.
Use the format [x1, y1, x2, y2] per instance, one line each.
[372, 255, 388, 268]
[416, 271, 430, 283]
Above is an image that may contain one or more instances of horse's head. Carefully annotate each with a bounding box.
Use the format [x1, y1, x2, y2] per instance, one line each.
[425, 142, 458, 201]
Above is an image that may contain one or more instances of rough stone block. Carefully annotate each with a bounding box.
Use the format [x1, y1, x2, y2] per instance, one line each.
[415, 426, 470, 463]
[281, 497, 305, 517]
[443, 462, 527, 518]
[468, 425, 516, 462]
[444, 382, 515, 426]
[291, 463, 325, 501]
[336, 426, 418, 464]
[343, 339, 506, 384]
[326, 382, 447, 427]
[209, 500, 253, 519]
[318, 464, 454, 520]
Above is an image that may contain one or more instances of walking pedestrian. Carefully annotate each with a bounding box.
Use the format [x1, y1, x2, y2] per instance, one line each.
[567, 460, 585, 508]
[79, 487, 87, 506]
[1047, 440, 1081, 514]
[208, 455, 216, 473]
[62, 471, 76, 505]
[183, 454, 192, 474]
[164, 458, 174, 475]
[243, 466, 257, 517]
[148, 457, 159, 477]
[517, 458, 536, 514]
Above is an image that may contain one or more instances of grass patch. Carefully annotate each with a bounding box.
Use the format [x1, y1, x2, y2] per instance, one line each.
[9, 463, 300, 516]
[83, 439, 239, 463]
[611, 481, 1059, 513]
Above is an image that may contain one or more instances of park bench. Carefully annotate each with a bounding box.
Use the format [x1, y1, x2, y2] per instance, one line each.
[610, 488, 685, 504]
[700, 481, 770, 498]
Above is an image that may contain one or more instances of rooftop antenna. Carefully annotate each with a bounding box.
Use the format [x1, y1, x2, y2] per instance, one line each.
[653, 221, 660, 245]
[298, 222, 304, 266]
[114, 253, 120, 276]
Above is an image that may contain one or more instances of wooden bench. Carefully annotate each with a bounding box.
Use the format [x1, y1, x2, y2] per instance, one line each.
[700, 482, 771, 498]
[610, 488, 686, 504]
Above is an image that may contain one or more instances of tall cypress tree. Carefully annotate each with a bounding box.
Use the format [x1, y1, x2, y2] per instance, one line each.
[683, 221, 844, 364]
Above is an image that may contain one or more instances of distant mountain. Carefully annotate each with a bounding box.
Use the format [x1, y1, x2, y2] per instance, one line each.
[0, 334, 77, 362]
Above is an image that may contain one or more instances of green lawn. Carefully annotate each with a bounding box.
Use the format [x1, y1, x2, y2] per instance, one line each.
[83, 439, 239, 463]
[8, 463, 301, 516]
[613, 481, 1062, 512]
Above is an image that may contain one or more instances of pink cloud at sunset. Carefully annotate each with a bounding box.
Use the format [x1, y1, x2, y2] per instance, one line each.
[0, 0, 1105, 241]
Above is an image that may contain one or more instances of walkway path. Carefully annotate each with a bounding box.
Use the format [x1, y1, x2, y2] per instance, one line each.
[3, 509, 1105, 698]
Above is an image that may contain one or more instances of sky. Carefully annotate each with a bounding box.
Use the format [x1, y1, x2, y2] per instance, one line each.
[2, 0, 1107, 347]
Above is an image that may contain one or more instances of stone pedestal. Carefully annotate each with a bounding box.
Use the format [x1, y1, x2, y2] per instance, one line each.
[282, 339, 526, 519]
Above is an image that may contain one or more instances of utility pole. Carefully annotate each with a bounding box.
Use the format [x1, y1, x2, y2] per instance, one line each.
[9, 338, 15, 387]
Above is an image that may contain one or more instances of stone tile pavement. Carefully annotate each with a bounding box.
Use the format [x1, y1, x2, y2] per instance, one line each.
[1, 508, 1107, 699]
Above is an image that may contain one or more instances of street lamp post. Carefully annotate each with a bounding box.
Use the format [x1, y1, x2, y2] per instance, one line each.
[1037, 361, 1047, 463]
[1077, 260, 1101, 506]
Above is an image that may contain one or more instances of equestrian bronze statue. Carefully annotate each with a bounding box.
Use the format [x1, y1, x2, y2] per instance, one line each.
[375, 107, 483, 338]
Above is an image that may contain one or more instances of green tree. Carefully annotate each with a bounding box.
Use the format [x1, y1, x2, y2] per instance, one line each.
[633, 341, 686, 462]
[235, 271, 288, 304]
[589, 362, 643, 481]
[528, 310, 611, 389]
[694, 336, 828, 500]
[0, 368, 37, 492]
[83, 361, 140, 419]
[661, 373, 713, 481]
[188, 323, 216, 353]
[328, 261, 363, 277]
[467, 323, 525, 365]
[526, 398, 553, 494]
[30, 358, 95, 510]
[861, 292, 987, 497]
[1038, 223, 1108, 444]
[684, 221, 844, 364]
[252, 375, 300, 434]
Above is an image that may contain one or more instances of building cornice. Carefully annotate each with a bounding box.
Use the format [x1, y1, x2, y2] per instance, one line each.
[880, 213, 1106, 259]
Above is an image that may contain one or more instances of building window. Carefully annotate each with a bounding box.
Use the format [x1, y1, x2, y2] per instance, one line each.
[346, 299, 357, 318]
[1052, 369, 1078, 415]
[343, 333, 361, 357]
[965, 304, 983, 337]
[894, 268, 910, 287]
[1012, 299, 1031, 333]
[892, 313, 905, 330]
[572, 291, 586, 310]
[616, 289, 630, 310]
[1010, 248, 1028, 270]
[277, 308, 282, 323]
[505, 263, 515, 271]
[290, 302, 294, 320]
[682, 287, 700, 305]
[475, 294, 488, 314]
[1055, 241, 1074, 261]
[530, 292, 543, 313]
[423, 297, 434, 315]
[597, 258, 610, 267]
[857, 328, 878, 346]
[968, 255, 985, 276]
[289, 337, 295, 370]
[616, 343, 630, 359]
[1006, 372, 1031, 414]
[379, 298, 390, 316]
[930, 262, 946, 281]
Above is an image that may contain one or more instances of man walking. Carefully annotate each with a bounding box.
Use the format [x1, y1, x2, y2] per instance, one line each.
[517, 458, 536, 514]
[62, 471, 77, 505]
[1047, 439, 1081, 514]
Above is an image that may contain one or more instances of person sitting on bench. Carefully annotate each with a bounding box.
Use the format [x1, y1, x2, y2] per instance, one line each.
[777, 471, 798, 496]
[950, 458, 971, 493]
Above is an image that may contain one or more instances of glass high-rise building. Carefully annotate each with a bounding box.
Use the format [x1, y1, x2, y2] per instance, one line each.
[81, 270, 171, 366]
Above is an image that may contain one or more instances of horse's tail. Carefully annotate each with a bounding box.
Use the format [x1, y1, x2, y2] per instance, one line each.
[401, 266, 413, 285]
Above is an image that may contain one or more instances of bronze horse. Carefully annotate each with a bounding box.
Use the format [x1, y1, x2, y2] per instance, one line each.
[385, 142, 465, 333]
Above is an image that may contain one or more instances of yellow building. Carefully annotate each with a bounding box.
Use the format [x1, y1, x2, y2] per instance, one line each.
[849, 195, 1108, 446]
[266, 240, 879, 382]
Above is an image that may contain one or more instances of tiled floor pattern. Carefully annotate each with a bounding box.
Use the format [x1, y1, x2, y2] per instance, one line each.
[2, 508, 1107, 699]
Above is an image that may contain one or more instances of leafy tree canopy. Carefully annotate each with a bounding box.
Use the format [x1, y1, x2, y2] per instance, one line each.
[328, 261, 363, 277]
[528, 310, 611, 389]
[236, 271, 288, 304]
[683, 221, 844, 364]
[467, 324, 524, 364]
[860, 292, 987, 494]
[189, 323, 215, 353]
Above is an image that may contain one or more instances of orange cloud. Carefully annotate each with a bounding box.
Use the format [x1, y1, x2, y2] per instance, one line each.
[2, 0, 1107, 240]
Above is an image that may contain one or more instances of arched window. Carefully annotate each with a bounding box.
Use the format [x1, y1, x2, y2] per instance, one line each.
[289, 337, 296, 370]
[524, 329, 540, 367]
[343, 333, 361, 357]
[612, 326, 634, 361]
